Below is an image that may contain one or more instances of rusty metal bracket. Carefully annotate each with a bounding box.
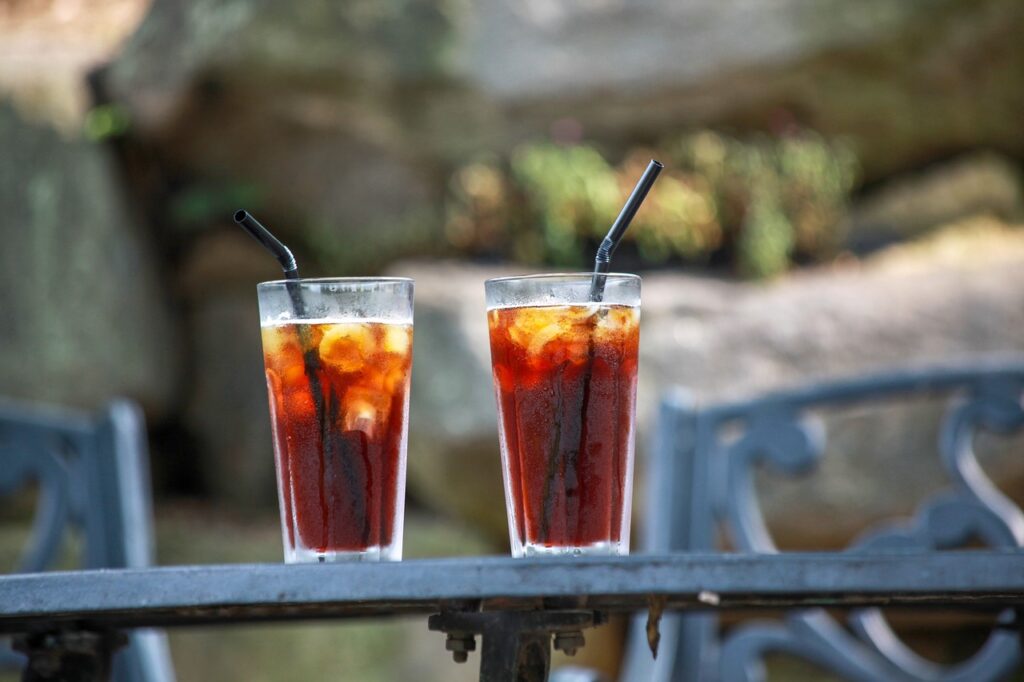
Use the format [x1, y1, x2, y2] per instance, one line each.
[428, 609, 606, 682]
[13, 629, 127, 682]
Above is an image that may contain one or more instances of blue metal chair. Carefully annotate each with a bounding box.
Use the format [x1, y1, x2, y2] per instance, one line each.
[0, 399, 175, 682]
[623, 361, 1024, 681]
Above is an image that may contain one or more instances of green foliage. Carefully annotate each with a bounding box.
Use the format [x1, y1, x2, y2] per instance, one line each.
[738, 191, 794, 278]
[510, 144, 621, 265]
[168, 182, 264, 231]
[444, 129, 859, 277]
[83, 104, 131, 141]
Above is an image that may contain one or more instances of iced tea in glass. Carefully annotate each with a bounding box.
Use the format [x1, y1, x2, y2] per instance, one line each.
[257, 278, 413, 562]
[486, 274, 640, 557]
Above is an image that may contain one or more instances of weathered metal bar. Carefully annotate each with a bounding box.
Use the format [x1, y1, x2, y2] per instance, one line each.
[1, 553, 1022, 633]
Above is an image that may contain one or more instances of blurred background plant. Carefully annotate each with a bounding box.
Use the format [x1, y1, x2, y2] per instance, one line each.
[444, 130, 858, 277]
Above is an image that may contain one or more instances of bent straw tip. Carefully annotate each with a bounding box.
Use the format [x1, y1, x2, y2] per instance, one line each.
[232, 209, 300, 277]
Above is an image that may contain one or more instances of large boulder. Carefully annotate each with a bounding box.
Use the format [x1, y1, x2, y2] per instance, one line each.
[398, 218, 1024, 548]
[99, 0, 1024, 213]
[98, 0, 463, 274]
[460, 0, 1024, 178]
[403, 263, 514, 538]
[176, 230, 284, 506]
[0, 0, 149, 130]
[0, 103, 180, 415]
[845, 152, 1024, 250]
[639, 217, 1024, 547]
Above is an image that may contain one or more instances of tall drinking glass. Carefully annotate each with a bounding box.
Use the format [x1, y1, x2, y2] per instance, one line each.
[485, 273, 640, 557]
[257, 278, 413, 563]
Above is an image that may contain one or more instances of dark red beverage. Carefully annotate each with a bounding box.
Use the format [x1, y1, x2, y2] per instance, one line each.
[262, 320, 412, 562]
[488, 304, 639, 556]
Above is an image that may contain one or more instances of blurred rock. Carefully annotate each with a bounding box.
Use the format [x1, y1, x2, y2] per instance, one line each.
[462, 0, 1024, 178]
[638, 220, 1024, 547]
[0, 102, 180, 415]
[404, 264, 511, 539]
[97, 0, 1024, 254]
[395, 221, 1024, 548]
[178, 230, 283, 506]
[99, 0, 461, 273]
[846, 153, 1024, 250]
[0, 0, 149, 130]
[640, 219, 1024, 407]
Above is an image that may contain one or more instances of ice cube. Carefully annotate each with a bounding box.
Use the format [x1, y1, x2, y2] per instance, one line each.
[260, 326, 285, 355]
[262, 327, 308, 377]
[508, 306, 563, 347]
[503, 306, 594, 363]
[318, 323, 373, 372]
[343, 385, 392, 433]
[382, 324, 411, 356]
[383, 366, 409, 393]
[261, 326, 295, 358]
[569, 303, 601, 322]
[283, 364, 309, 392]
[525, 322, 566, 357]
[595, 306, 639, 342]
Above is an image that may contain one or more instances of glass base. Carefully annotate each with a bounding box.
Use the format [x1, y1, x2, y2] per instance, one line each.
[517, 540, 627, 558]
[284, 544, 398, 564]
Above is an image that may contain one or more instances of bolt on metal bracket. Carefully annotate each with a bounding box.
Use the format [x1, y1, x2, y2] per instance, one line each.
[428, 609, 607, 682]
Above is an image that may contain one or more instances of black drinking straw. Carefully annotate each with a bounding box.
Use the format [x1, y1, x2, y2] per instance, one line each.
[235, 210, 309, 318]
[590, 159, 663, 302]
[235, 209, 364, 552]
[235, 210, 299, 277]
[550, 162, 662, 545]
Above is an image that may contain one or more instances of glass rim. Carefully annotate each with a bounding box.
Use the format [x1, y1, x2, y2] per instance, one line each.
[484, 272, 640, 286]
[257, 276, 413, 288]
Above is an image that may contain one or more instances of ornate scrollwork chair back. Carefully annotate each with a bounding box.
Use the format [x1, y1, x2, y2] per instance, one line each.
[622, 362, 1024, 682]
[0, 399, 175, 682]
